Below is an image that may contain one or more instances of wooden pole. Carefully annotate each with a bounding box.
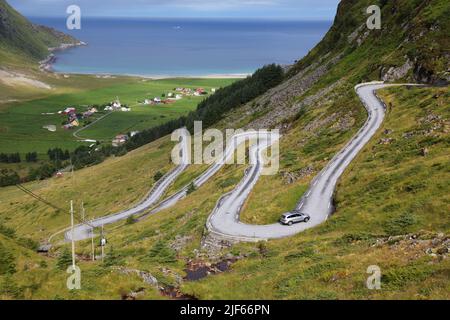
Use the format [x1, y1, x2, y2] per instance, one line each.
[91, 225, 95, 261]
[81, 201, 85, 222]
[101, 224, 104, 263]
[70, 200, 76, 269]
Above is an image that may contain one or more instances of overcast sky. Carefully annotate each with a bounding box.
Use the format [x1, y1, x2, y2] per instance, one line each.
[8, 0, 340, 19]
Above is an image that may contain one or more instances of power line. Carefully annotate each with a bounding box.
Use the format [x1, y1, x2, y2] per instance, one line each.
[14, 183, 95, 229]
[15, 183, 63, 212]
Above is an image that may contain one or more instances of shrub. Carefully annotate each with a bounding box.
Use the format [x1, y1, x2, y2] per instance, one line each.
[0, 169, 20, 187]
[383, 212, 416, 235]
[56, 248, 73, 270]
[0, 276, 23, 299]
[25, 152, 38, 163]
[186, 182, 196, 195]
[126, 215, 136, 225]
[147, 240, 177, 264]
[103, 246, 124, 267]
[0, 224, 16, 238]
[0, 243, 16, 275]
[153, 171, 164, 182]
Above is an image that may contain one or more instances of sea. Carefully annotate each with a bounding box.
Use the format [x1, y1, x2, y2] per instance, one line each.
[30, 17, 332, 77]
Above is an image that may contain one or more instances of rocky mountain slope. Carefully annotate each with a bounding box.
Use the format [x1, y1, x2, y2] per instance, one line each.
[0, 0, 78, 65]
[0, 0, 448, 299]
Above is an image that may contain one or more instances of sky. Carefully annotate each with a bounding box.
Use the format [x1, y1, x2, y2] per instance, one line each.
[8, 0, 340, 20]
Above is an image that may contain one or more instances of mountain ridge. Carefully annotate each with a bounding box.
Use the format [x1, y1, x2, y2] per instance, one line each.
[0, 0, 78, 64]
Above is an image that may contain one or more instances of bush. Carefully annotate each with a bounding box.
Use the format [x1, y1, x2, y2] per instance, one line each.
[153, 171, 164, 182]
[0, 153, 21, 163]
[147, 240, 177, 264]
[0, 224, 16, 238]
[0, 276, 23, 299]
[16, 237, 39, 251]
[25, 152, 38, 163]
[0, 243, 16, 275]
[103, 246, 124, 267]
[56, 248, 73, 270]
[186, 182, 196, 195]
[126, 215, 136, 225]
[384, 212, 416, 235]
[0, 169, 20, 187]
[28, 163, 57, 181]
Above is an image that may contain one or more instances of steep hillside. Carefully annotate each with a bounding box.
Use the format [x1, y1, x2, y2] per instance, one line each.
[0, 0, 448, 300]
[288, 0, 450, 84]
[0, 0, 78, 66]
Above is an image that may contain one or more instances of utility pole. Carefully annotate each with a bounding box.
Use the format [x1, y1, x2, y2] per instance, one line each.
[101, 224, 105, 263]
[81, 201, 85, 222]
[91, 225, 95, 262]
[70, 200, 76, 269]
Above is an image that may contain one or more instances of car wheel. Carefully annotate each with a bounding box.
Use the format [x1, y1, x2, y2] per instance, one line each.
[288, 221, 293, 226]
[304, 217, 310, 223]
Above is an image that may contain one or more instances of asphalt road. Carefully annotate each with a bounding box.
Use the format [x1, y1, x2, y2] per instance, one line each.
[62, 82, 412, 243]
[206, 82, 419, 240]
[64, 129, 190, 241]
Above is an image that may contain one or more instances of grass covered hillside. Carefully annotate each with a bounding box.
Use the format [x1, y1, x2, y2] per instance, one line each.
[288, 0, 450, 84]
[0, 0, 448, 300]
[0, 0, 78, 66]
[1, 86, 447, 300]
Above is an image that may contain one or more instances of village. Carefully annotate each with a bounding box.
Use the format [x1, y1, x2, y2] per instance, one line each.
[53, 86, 215, 147]
[141, 87, 212, 106]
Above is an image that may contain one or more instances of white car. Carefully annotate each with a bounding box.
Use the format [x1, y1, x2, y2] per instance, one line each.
[280, 212, 310, 226]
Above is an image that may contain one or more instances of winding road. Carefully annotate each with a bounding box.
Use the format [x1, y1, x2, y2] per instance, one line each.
[64, 129, 191, 241]
[208, 82, 395, 240]
[62, 82, 413, 243]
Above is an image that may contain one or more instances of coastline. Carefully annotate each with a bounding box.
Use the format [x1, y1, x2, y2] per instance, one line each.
[91, 72, 251, 79]
[43, 68, 250, 80]
[39, 41, 87, 72]
[39, 41, 250, 79]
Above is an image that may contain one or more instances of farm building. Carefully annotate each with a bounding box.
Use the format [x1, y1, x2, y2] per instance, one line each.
[112, 134, 129, 147]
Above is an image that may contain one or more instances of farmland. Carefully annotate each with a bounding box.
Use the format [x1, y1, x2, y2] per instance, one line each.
[0, 76, 237, 156]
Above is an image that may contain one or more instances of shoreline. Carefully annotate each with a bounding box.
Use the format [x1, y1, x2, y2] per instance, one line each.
[40, 41, 250, 79]
[39, 41, 87, 72]
[65, 71, 250, 80]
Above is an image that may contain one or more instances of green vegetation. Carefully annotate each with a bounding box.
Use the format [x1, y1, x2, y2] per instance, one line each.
[56, 248, 72, 270]
[0, 242, 16, 275]
[186, 182, 197, 195]
[0, 0, 78, 63]
[0, 77, 235, 156]
[153, 171, 164, 182]
[126, 64, 284, 152]
[0, 0, 448, 300]
[0, 86, 447, 300]
[288, 0, 449, 84]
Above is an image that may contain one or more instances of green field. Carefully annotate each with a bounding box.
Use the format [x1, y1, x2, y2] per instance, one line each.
[0, 77, 237, 156]
[0, 86, 448, 300]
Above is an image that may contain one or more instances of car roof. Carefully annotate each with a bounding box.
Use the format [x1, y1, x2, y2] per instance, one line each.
[285, 211, 310, 216]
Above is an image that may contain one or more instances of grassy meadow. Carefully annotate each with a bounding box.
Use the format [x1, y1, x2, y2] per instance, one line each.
[1, 84, 448, 300]
[0, 76, 236, 156]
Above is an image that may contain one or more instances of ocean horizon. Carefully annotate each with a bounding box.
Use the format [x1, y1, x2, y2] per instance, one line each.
[30, 17, 332, 77]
